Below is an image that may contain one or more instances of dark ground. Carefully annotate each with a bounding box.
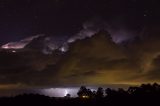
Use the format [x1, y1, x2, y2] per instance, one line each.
[0, 83, 160, 106]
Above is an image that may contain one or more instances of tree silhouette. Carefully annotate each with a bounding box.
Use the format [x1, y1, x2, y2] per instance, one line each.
[65, 94, 71, 98]
[1, 83, 160, 106]
[96, 87, 104, 98]
[77, 86, 93, 98]
[127, 87, 139, 94]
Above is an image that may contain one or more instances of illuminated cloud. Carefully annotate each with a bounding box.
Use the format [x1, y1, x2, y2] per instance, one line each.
[0, 27, 160, 89]
[1, 34, 69, 54]
[68, 18, 137, 44]
[58, 31, 135, 85]
[1, 35, 44, 49]
[68, 22, 98, 43]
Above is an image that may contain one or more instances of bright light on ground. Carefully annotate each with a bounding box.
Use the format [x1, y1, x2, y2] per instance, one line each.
[64, 89, 68, 96]
[40, 87, 96, 97]
[40, 88, 77, 97]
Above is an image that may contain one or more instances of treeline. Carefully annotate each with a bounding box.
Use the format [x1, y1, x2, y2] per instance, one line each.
[0, 83, 160, 106]
[76, 83, 160, 99]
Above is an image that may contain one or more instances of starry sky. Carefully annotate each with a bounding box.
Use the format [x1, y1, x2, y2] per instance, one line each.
[0, 0, 160, 96]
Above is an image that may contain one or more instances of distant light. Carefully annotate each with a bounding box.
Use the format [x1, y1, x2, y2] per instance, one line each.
[82, 95, 89, 99]
[60, 47, 67, 52]
[1, 43, 25, 49]
[68, 38, 75, 43]
[1, 45, 9, 49]
[12, 50, 16, 53]
[40, 88, 81, 97]
[41, 88, 71, 97]
[64, 89, 68, 96]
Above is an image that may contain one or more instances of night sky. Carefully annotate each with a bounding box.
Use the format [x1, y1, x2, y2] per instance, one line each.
[0, 0, 160, 96]
[0, 0, 159, 44]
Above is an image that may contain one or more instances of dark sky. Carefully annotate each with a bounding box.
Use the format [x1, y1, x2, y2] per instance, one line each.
[0, 0, 159, 44]
[0, 0, 160, 96]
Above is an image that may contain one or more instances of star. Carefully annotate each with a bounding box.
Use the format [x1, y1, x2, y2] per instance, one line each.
[144, 14, 147, 17]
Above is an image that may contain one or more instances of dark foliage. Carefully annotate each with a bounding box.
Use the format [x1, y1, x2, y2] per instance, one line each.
[1, 83, 160, 106]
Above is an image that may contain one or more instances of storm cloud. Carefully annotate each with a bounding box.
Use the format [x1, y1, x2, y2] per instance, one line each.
[0, 26, 160, 89]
